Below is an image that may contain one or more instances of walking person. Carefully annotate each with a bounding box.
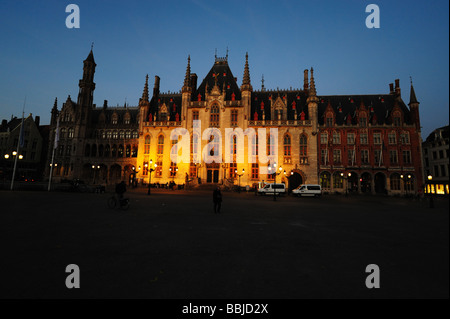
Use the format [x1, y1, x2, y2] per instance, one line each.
[213, 186, 222, 214]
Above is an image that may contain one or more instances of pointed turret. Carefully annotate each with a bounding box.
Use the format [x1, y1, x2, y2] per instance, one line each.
[409, 79, 419, 105]
[408, 77, 421, 132]
[241, 52, 252, 92]
[307, 67, 319, 103]
[51, 97, 59, 125]
[182, 55, 192, 93]
[141, 74, 149, 102]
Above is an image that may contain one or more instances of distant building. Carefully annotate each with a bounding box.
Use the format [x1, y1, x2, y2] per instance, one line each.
[0, 114, 44, 181]
[423, 125, 449, 195]
[45, 49, 424, 195]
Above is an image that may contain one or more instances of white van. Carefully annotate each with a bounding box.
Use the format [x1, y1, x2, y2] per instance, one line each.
[292, 184, 322, 197]
[258, 183, 286, 195]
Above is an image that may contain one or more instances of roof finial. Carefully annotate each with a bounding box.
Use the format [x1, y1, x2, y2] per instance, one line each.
[215, 48, 217, 59]
[226, 46, 229, 59]
[91, 42, 94, 51]
[261, 74, 265, 91]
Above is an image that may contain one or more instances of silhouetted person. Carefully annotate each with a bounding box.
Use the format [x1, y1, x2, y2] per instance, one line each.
[213, 186, 222, 214]
[115, 181, 126, 199]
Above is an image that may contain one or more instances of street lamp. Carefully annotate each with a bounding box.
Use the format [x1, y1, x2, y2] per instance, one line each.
[147, 159, 157, 195]
[269, 164, 283, 201]
[235, 168, 245, 193]
[92, 165, 100, 184]
[428, 174, 434, 208]
[400, 174, 404, 196]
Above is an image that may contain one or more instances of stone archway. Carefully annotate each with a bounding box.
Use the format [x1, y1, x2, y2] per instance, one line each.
[288, 170, 304, 191]
[374, 172, 386, 194]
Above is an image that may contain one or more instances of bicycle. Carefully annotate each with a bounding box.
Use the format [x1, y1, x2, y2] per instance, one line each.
[107, 194, 130, 210]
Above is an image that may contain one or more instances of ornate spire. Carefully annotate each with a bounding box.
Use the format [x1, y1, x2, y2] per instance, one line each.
[52, 97, 58, 111]
[307, 67, 319, 104]
[241, 52, 252, 91]
[142, 74, 149, 102]
[182, 55, 191, 92]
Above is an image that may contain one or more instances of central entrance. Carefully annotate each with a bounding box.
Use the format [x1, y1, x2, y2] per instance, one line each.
[206, 163, 220, 183]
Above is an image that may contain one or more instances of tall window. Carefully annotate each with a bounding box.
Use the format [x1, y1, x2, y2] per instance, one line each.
[106, 131, 112, 139]
[283, 134, 291, 163]
[348, 149, 355, 165]
[231, 110, 238, 126]
[361, 149, 369, 164]
[332, 131, 341, 144]
[374, 149, 382, 165]
[359, 116, 367, 127]
[157, 135, 164, 155]
[401, 132, 410, 144]
[155, 160, 163, 177]
[299, 134, 308, 164]
[118, 145, 124, 157]
[360, 133, 368, 144]
[119, 131, 124, 139]
[347, 133, 355, 145]
[210, 104, 220, 127]
[251, 163, 259, 180]
[393, 116, 401, 126]
[112, 114, 118, 125]
[390, 174, 401, 190]
[229, 162, 237, 178]
[144, 135, 150, 154]
[320, 149, 328, 165]
[320, 133, 328, 144]
[389, 150, 399, 164]
[189, 163, 197, 179]
[388, 131, 396, 144]
[68, 128, 74, 138]
[169, 162, 177, 177]
[373, 133, 382, 145]
[333, 149, 341, 164]
[326, 116, 333, 127]
[403, 150, 411, 164]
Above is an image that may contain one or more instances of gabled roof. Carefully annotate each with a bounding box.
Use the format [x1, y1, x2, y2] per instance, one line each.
[195, 59, 241, 101]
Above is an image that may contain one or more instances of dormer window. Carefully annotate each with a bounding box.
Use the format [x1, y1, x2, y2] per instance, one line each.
[359, 116, 367, 127]
[112, 114, 118, 125]
[326, 116, 333, 127]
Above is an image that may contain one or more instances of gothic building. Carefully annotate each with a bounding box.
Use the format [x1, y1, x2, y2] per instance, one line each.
[46, 49, 423, 194]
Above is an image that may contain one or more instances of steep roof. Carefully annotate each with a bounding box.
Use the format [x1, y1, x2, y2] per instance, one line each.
[195, 59, 241, 101]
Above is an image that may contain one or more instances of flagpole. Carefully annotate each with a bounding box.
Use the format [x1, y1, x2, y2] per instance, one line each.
[48, 115, 60, 191]
[48, 147, 56, 191]
[10, 98, 26, 191]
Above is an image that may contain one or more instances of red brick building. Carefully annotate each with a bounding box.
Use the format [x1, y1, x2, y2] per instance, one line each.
[317, 79, 423, 195]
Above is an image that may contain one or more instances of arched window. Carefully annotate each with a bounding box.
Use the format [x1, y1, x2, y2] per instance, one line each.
[68, 128, 74, 138]
[60, 128, 66, 139]
[125, 131, 131, 139]
[283, 134, 291, 163]
[119, 131, 125, 139]
[111, 144, 117, 157]
[131, 145, 138, 157]
[300, 134, 308, 164]
[118, 144, 124, 157]
[98, 145, 104, 157]
[210, 104, 220, 127]
[125, 145, 131, 157]
[112, 131, 118, 139]
[320, 172, 331, 189]
[132, 131, 139, 139]
[157, 135, 164, 155]
[144, 135, 150, 154]
[112, 113, 118, 125]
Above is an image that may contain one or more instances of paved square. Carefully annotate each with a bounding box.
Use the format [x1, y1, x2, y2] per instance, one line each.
[0, 189, 448, 298]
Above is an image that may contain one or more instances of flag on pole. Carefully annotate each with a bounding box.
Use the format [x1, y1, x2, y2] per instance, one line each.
[19, 116, 25, 148]
[54, 116, 60, 150]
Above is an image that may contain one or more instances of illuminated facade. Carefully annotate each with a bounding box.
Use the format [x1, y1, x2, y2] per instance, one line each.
[423, 125, 449, 195]
[46, 49, 424, 194]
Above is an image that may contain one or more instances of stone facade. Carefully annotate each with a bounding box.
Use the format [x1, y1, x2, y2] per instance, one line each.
[45, 50, 423, 195]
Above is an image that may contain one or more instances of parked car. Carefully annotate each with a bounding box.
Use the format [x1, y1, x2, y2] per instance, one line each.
[257, 183, 286, 196]
[292, 184, 322, 197]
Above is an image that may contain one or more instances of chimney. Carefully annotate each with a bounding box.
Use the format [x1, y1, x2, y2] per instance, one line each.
[394, 79, 401, 96]
[1, 119, 7, 127]
[190, 73, 198, 91]
[153, 76, 160, 96]
[34, 116, 40, 127]
[303, 69, 309, 90]
[389, 83, 394, 94]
